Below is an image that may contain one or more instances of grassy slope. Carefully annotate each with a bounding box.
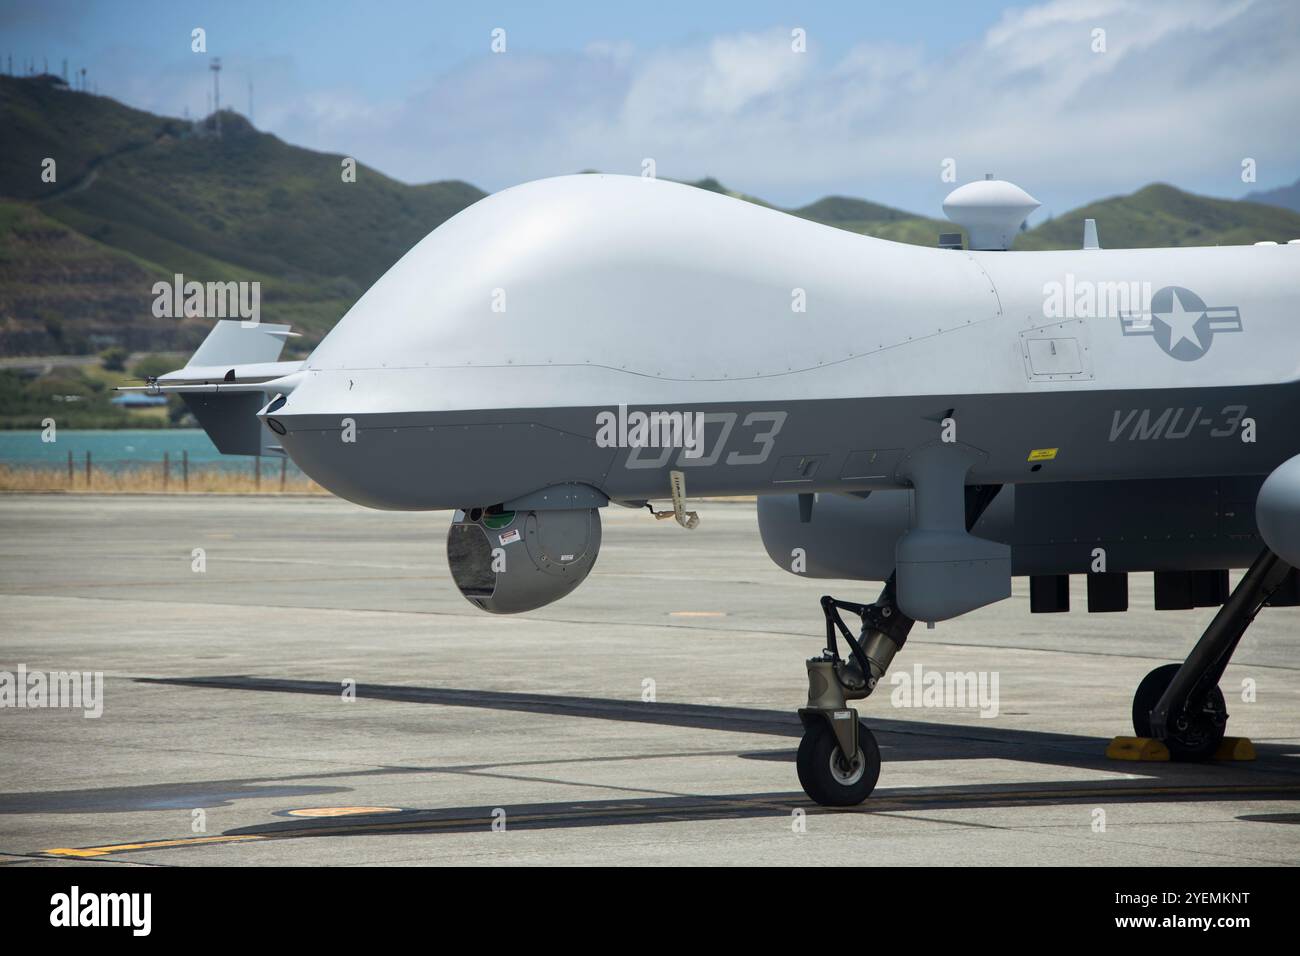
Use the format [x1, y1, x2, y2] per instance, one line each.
[0, 78, 168, 201]
[0, 198, 209, 354]
[0, 76, 485, 354]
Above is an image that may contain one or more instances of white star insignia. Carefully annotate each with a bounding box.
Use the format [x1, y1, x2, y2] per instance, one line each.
[1154, 289, 1206, 351]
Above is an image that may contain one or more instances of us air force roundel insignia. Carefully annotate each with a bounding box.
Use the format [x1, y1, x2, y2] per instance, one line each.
[1120, 286, 1242, 361]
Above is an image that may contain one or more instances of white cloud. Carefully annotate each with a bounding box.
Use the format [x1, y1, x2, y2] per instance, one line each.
[105, 0, 1300, 215]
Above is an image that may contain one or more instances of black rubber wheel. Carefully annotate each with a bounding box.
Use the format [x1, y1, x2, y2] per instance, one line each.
[1132, 663, 1226, 761]
[796, 719, 881, 806]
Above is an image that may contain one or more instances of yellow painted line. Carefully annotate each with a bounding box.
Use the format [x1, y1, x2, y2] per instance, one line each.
[287, 806, 401, 818]
[1027, 448, 1059, 462]
[46, 804, 760, 857]
[44, 833, 265, 858]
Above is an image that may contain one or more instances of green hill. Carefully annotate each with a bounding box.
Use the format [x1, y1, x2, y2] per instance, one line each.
[1017, 183, 1300, 250]
[4, 75, 1300, 360]
[0, 197, 190, 354]
[787, 195, 953, 246]
[675, 179, 951, 244]
[0, 74, 484, 355]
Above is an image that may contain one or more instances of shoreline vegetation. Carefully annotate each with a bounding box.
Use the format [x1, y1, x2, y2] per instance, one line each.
[0, 461, 326, 494]
[1, 351, 189, 430]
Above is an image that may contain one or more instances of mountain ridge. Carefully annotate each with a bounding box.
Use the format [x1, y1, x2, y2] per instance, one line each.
[1245, 177, 1300, 215]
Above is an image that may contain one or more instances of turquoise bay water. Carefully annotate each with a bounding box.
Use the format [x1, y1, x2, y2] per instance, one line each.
[0, 429, 301, 473]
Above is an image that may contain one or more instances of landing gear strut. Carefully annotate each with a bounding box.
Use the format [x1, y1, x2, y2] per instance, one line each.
[1133, 548, 1293, 760]
[796, 579, 913, 806]
[795, 484, 1002, 806]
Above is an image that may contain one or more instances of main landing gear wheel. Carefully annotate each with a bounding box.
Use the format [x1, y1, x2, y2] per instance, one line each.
[1132, 663, 1226, 761]
[796, 719, 881, 806]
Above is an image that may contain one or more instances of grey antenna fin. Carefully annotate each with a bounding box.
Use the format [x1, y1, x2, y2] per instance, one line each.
[1083, 218, 1101, 250]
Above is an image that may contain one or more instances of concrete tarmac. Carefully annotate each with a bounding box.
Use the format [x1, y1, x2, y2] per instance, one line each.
[0, 493, 1297, 866]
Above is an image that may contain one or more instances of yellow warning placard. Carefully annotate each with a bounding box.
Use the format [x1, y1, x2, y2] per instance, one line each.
[1027, 448, 1058, 462]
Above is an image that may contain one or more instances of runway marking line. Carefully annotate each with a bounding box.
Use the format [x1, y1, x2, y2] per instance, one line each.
[40, 782, 1300, 859]
[45, 834, 265, 858]
[286, 806, 401, 817]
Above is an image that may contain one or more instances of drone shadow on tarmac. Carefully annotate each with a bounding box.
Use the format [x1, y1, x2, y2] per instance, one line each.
[10, 675, 1300, 856]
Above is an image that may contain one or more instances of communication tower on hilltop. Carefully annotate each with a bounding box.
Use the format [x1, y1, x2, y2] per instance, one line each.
[210, 57, 222, 137]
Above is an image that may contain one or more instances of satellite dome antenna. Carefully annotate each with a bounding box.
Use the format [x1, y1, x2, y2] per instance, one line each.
[942, 175, 1040, 251]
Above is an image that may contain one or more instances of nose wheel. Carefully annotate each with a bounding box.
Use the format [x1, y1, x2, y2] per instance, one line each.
[794, 590, 911, 806]
[796, 718, 881, 806]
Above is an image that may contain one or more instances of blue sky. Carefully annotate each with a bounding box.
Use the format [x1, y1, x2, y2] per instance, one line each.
[4, 0, 1298, 218]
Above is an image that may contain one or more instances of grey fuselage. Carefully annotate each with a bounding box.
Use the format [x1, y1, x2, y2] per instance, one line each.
[263, 175, 1300, 519]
